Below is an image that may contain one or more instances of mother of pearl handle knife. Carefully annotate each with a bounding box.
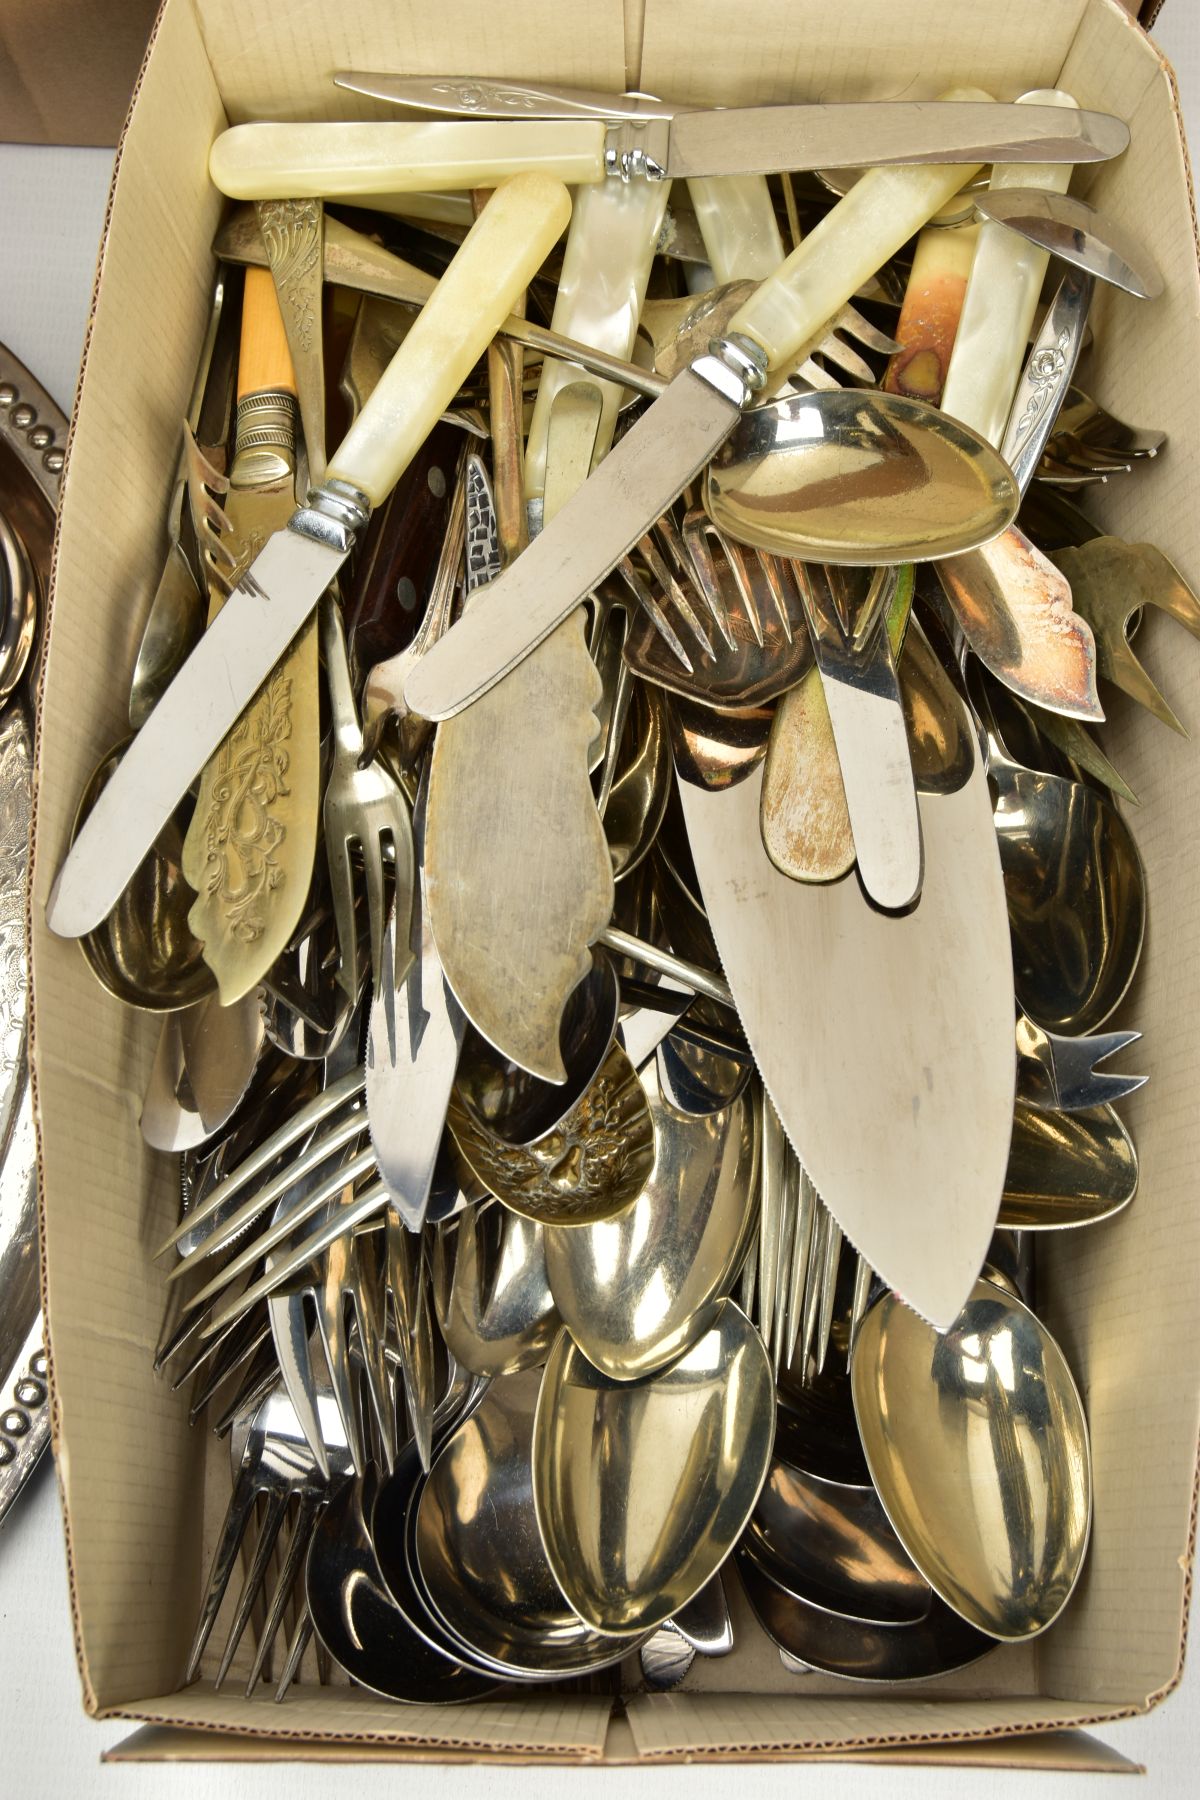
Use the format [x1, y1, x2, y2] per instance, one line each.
[209, 94, 1127, 198]
[46, 171, 573, 940]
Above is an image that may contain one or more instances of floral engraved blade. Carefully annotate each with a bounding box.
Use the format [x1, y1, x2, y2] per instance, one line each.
[181, 473, 320, 1004]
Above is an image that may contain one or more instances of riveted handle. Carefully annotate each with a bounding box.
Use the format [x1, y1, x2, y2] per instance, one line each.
[326, 172, 572, 508]
[210, 119, 605, 199]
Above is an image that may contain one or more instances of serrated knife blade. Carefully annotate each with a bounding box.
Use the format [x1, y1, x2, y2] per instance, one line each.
[673, 687, 1015, 1331]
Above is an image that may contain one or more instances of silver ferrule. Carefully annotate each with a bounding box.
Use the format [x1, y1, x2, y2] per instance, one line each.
[288, 478, 372, 555]
[690, 332, 770, 409]
[603, 118, 670, 181]
[231, 388, 297, 487]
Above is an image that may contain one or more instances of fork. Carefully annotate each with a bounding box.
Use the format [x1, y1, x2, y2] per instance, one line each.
[320, 590, 415, 999]
[185, 1381, 352, 1690]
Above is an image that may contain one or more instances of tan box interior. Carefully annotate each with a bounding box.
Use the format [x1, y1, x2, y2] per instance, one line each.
[20, 0, 1200, 1767]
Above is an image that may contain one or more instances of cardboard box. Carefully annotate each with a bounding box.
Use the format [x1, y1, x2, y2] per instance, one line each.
[19, 0, 1200, 1769]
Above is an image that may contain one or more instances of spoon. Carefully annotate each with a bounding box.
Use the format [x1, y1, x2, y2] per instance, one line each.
[971, 663, 1146, 1034]
[413, 1368, 647, 1678]
[431, 1203, 561, 1377]
[306, 1466, 498, 1702]
[852, 1278, 1092, 1640]
[705, 387, 1019, 567]
[541, 1056, 757, 1379]
[973, 187, 1163, 299]
[999, 1098, 1138, 1229]
[532, 1303, 774, 1635]
[451, 950, 619, 1146]
[448, 1034, 655, 1228]
[600, 676, 671, 883]
[0, 512, 38, 702]
[739, 1551, 993, 1683]
[71, 739, 214, 1011]
[743, 1457, 931, 1627]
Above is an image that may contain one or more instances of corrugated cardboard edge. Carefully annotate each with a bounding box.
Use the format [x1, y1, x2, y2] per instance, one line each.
[101, 1720, 1141, 1773]
[21, 0, 1200, 1765]
[24, 0, 173, 1723]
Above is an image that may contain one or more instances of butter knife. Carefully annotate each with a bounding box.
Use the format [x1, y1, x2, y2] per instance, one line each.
[47, 171, 574, 940]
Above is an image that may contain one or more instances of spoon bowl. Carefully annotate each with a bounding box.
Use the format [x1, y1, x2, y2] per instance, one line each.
[852, 1279, 1092, 1641]
[532, 1303, 774, 1635]
[706, 389, 1019, 567]
[413, 1369, 646, 1678]
[542, 1057, 757, 1379]
[307, 1468, 498, 1703]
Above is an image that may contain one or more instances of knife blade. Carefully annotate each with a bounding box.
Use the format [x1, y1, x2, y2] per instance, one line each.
[405, 135, 994, 721]
[674, 675, 1014, 1331]
[326, 73, 1129, 172]
[45, 171, 574, 940]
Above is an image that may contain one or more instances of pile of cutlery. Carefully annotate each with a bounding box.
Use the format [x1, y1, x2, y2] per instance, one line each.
[45, 74, 1193, 1698]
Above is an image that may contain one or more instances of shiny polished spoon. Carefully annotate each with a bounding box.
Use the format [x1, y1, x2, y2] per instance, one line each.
[413, 1368, 647, 1679]
[999, 1098, 1138, 1230]
[532, 1303, 774, 1635]
[853, 1278, 1092, 1640]
[431, 1202, 561, 1378]
[306, 1464, 498, 1703]
[541, 1055, 758, 1380]
[705, 387, 1019, 567]
[744, 1456, 931, 1627]
[971, 664, 1145, 1034]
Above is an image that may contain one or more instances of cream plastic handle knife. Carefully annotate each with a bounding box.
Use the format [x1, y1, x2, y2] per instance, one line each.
[525, 177, 669, 502]
[210, 119, 606, 199]
[328, 171, 571, 504]
[940, 90, 1079, 447]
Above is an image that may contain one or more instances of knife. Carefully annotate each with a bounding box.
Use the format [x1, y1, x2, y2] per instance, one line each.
[674, 655, 1015, 1331]
[217, 78, 1129, 190]
[404, 120, 997, 722]
[209, 98, 1128, 195]
[46, 171, 573, 940]
[181, 266, 320, 1004]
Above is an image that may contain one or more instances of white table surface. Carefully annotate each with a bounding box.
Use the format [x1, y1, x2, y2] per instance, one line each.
[2, 11, 1199, 1795]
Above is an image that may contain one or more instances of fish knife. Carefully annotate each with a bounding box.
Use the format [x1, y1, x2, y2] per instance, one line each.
[46, 171, 574, 939]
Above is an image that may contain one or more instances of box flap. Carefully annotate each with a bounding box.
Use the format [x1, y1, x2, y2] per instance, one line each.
[0, 0, 160, 146]
[97, 1685, 614, 1758]
[104, 1718, 1142, 1772]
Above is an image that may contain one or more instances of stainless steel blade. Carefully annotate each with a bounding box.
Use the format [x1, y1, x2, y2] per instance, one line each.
[675, 715, 1014, 1330]
[666, 103, 1127, 176]
[47, 527, 347, 938]
[404, 368, 740, 720]
[335, 72, 678, 120]
[334, 75, 1128, 168]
